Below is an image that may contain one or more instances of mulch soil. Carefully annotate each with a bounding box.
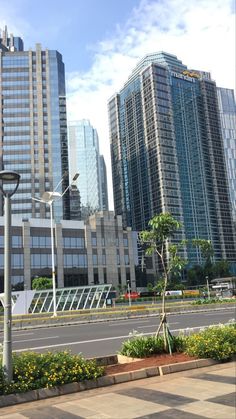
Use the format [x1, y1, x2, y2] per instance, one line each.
[105, 353, 197, 375]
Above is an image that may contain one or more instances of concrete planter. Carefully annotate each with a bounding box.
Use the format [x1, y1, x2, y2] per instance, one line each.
[0, 357, 220, 408]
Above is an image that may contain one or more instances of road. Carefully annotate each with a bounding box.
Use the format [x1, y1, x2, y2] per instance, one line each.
[0, 308, 235, 358]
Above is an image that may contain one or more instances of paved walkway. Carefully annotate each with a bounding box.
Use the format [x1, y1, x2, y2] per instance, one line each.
[0, 362, 235, 418]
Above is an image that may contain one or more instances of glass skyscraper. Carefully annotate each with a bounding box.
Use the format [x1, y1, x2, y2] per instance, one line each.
[109, 52, 236, 266]
[68, 120, 108, 219]
[99, 155, 109, 211]
[217, 87, 236, 222]
[0, 27, 70, 220]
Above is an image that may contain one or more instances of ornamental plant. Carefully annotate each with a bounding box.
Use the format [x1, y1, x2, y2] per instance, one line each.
[139, 213, 214, 355]
[119, 332, 185, 358]
[192, 298, 235, 305]
[0, 350, 104, 395]
[185, 323, 236, 361]
[139, 213, 187, 354]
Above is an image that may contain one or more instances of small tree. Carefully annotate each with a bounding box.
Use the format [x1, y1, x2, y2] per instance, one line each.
[140, 213, 187, 354]
[192, 239, 214, 279]
[212, 260, 231, 278]
[147, 282, 154, 292]
[32, 277, 53, 290]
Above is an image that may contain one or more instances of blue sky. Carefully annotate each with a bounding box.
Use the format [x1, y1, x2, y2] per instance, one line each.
[0, 0, 140, 71]
[0, 0, 235, 208]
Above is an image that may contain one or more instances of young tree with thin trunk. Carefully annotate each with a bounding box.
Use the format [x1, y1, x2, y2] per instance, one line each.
[139, 213, 187, 354]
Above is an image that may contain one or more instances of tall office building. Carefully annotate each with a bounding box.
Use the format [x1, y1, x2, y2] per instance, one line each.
[68, 120, 108, 219]
[217, 88, 236, 222]
[99, 155, 109, 211]
[109, 52, 236, 266]
[0, 26, 70, 220]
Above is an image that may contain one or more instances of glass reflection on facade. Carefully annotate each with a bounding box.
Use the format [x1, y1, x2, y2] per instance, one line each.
[217, 88, 236, 222]
[109, 52, 236, 267]
[0, 28, 70, 220]
[68, 120, 108, 219]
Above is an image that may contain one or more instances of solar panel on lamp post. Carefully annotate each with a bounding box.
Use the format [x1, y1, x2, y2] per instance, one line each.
[0, 170, 20, 383]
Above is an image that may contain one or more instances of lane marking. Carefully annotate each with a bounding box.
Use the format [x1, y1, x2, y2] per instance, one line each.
[109, 320, 150, 326]
[13, 322, 231, 353]
[12, 333, 34, 337]
[203, 312, 235, 316]
[137, 322, 179, 329]
[14, 336, 59, 343]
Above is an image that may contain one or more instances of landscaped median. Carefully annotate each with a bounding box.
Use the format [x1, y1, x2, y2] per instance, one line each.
[0, 323, 235, 407]
[0, 300, 235, 331]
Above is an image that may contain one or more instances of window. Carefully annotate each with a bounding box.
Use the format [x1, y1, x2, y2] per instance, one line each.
[91, 233, 97, 246]
[102, 254, 106, 265]
[92, 254, 98, 265]
[12, 236, 22, 248]
[63, 254, 87, 268]
[31, 236, 51, 248]
[63, 237, 84, 248]
[124, 255, 129, 265]
[12, 254, 24, 268]
[31, 253, 56, 268]
[117, 252, 120, 265]
[123, 235, 128, 247]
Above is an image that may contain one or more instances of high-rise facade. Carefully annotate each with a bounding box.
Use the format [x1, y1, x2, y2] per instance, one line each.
[0, 27, 70, 221]
[109, 52, 236, 266]
[99, 155, 109, 211]
[217, 88, 236, 222]
[68, 120, 108, 219]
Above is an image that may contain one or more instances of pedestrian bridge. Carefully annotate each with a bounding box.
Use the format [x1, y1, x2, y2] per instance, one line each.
[0, 284, 112, 315]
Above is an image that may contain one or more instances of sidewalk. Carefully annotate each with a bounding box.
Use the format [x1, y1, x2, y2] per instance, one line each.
[0, 362, 235, 418]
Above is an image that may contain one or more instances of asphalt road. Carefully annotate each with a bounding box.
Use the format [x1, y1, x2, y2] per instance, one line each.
[0, 308, 235, 358]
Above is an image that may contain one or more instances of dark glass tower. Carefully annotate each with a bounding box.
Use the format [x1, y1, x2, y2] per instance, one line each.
[217, 87, 236, 223]
[109, 52, 236, 266]
[0, 27, 70, 220]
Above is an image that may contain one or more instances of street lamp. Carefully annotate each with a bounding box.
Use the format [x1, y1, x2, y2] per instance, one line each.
[127, 279, 131, 307]
[32, 173, 79, 317]
[0, 170, 20, 382]
[206, 276, 210, 299]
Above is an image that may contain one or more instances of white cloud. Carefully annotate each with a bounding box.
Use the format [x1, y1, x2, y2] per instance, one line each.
[66, 0, 235, 209]
[1, 0, 235, 210]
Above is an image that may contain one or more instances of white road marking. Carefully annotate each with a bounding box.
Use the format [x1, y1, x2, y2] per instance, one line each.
[12, 332, 34, 337]
[203, 312, 235, 316]
[14, 336, 59, 343]
[137, 322, 179, 329]
[109, 320, 150, 326]
[13, 323, 229, 353]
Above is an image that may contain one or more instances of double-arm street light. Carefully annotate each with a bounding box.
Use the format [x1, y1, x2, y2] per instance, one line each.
[0, 170, 20, 382]
[32, 173, 79, 317]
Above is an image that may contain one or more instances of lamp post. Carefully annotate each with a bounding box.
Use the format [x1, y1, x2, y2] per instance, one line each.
[0, 170, 20, 382]
[32, 173, 79, 317]
[127, 279, 131, 307]
[206, 276, 210, 300]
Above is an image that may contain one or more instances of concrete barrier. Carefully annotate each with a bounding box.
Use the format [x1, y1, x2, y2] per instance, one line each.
[0, 357, 223, 408]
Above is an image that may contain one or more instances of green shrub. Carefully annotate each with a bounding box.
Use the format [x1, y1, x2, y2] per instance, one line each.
[192, 298, 235, 305]
[119, 332, 185, 358]
[0, 350, 104, 395]
[185, 324, 236, 361]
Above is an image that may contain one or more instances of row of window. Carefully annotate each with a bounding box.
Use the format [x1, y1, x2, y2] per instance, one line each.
[0, 236, 129, 253]
[0, 251, 130, 268]
[0, 253, 23, 268]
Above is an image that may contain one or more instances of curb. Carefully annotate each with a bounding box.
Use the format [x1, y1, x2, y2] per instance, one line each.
[1, 305, 234, 332]
[0, 358, 220, 408]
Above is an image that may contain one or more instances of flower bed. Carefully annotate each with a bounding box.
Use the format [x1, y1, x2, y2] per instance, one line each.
[0, 351, 104, 396]
[0, 323, 235, 397]
[119, 323, 236, 361]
